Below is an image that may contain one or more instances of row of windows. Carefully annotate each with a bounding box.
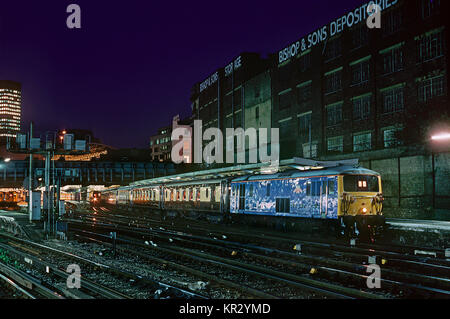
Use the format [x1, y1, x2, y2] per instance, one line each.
[327, 128, 403, 154]
[326, 77, 443, 126]
[134, 187, 219, 202]
[150, 136, 171, 146]
[284, 76, 442, 139]
[322, 29, 444, 94]
[306, 180, 336, 197]
[278, 27, 443, 104]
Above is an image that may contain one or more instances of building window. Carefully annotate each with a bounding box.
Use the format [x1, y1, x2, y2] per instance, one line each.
[303, 143, 317, 158]
[353, 132, 372, 152]
[298, 112, 311, 135]
[327, 136, 344, 153]
[382, 46, 403, 74]
[418, 75, 445, 102]
[297, 82, 312, 104]
[325, 70, 342, 94]
[383, 127, 404, 148]
[278, 90, 291, 110]
[352, 25, 368, 49]
[383, 8, 403, 35]
[417, 29, 444, 63]
[325, 38, 341, 61]
[383, 86, 404, 113]
[278, 65, 291, 89]
[254, 86, 260, 98]
[353, 95, 371, 120]
[351, 60, 370, 85]
[326, 103, 343, 127]
[279, 119, 291, 140]
[421, 0, 441, 19]
[299, 52, 311, 72]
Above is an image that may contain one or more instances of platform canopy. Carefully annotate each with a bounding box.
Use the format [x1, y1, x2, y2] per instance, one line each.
[129, 158, 359, 187]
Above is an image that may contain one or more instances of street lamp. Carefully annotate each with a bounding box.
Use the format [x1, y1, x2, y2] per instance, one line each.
[430, 131, 450, 210]
[431, 133, 450, 141]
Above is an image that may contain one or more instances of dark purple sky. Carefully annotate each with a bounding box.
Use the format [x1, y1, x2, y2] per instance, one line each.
[0, 0, 363, 148]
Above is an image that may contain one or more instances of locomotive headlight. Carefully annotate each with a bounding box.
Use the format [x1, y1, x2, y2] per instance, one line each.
[362, 207, 368, 213]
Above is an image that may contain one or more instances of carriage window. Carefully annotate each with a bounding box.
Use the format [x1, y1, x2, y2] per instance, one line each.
[344, 175, 379, 192]
[206, 189, 209, 198]
[266, 184, 271, 197]
[249, 184, 254, 197]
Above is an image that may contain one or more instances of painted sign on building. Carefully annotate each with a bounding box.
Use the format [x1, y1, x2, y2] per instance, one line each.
[199, 56, 243, 92]
[278, 0, 399, 64]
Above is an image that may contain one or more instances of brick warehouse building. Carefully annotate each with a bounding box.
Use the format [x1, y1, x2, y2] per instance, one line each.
[190, 0, 450, 219]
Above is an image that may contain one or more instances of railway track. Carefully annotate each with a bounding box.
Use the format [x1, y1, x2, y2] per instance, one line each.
[0, 262, 62, 299]
[67, 206, 450, 299]
[72, 228, 381, 299]
[88, 206, 450, 265]
[0, 232, 203, 299]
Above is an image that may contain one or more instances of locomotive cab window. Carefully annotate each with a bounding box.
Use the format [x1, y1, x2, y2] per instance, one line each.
[344, 175, 379, 192]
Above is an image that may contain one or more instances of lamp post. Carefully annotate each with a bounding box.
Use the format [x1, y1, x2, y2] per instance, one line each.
[430, 132, 450, 209]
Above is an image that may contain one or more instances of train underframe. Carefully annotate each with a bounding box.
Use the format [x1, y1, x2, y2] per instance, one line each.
[100, 202, 386, 242]
[340, 215, 386, 241]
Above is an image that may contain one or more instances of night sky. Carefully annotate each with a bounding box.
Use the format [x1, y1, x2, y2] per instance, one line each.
[0, 0, 363, 148]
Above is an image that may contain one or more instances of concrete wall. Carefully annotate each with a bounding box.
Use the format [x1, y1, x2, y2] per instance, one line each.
[361, 152, 450, 220]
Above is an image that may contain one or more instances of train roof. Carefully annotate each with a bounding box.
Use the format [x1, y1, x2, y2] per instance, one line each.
[231, 166, 380, 182]
[129, 157, 361, 187]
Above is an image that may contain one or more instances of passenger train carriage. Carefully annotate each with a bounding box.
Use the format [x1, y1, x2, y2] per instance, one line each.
[97, 159, 385, 238]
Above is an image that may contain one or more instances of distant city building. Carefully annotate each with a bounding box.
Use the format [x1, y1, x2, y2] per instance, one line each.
[0, 81, 21, 144]
[171, 114, 193, 163]
[53, 129, 109, 161]
[150, 126, 172, 162]
[149, 115, 193, 162]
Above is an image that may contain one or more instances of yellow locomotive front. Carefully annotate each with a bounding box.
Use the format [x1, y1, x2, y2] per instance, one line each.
[337, 171, 385, 239]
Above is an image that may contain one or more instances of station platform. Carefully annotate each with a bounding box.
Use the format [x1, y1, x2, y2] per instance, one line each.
[387, 218, 450, 232]
[383, 218, 450, 249]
